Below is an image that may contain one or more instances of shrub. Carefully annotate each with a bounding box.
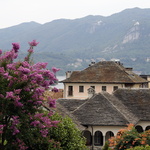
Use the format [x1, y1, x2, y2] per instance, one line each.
[109, 124, 150, 150]
[127, 145, 150, 150]
[49, 113, 88, 150]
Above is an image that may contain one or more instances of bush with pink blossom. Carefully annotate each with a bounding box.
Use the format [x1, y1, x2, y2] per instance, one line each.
[0, 41, 61, 150]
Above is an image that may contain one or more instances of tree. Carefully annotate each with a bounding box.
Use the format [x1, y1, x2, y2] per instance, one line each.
[0, 41, 60, 150]
[109, 124, 150, 150]
[49, 113, 88, 150]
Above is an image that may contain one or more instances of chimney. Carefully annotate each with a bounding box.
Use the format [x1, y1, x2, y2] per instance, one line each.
[89, 61, 96, 67]
[87, 87, 95, 98]
[66, 71, 72, 78]
[125, 67, 133, 71]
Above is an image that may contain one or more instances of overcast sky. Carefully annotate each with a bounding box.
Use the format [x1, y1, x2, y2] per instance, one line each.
[1, 0, 150, 29]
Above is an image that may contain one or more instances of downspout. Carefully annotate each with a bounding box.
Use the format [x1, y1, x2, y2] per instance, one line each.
[91, 126, 94, 150]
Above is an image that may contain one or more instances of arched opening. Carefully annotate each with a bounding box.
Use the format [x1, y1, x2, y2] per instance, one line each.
[83, 130, 92, 146]
[94, 131, 103, 146]
[145, 126, 150, 131]
[105, 131, 114, 142]
[135, 125, 143, 133]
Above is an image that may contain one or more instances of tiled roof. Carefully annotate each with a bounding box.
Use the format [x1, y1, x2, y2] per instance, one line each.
[56, 89, 150, 126]
[114, 88, 150, 121]
[62, 61, 147, 83]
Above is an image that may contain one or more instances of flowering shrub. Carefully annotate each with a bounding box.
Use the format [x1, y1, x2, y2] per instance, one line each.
[109, 124, 150, 150]
[127, 145, 150, 150]
[0, 41, 60, 150]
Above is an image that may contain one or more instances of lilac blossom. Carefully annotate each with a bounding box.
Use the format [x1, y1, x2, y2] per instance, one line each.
[30, 120, 40, 127]
[14, 89, 22, 94]
[52, 87, 59, 92]
[0, 41, 60, 149]
[48, 97, 56, 108]
[18, 66, 30, 74]
[0, 49, 2, 55]
[52, 67, 60, 73]
[12, 43, 20, 53]
[28, 48, 33, 53]
[28, 40, 39, 47]
[40, 129, 48, 137]
[6, 91, 14, 99]
[10, 116, 20, 135]
[0, 67, 5, 73]
[32, 62, 48, 70]
[22, 61, 30, 68]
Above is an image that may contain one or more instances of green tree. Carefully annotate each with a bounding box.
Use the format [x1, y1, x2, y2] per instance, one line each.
[49, 113, 88, 150]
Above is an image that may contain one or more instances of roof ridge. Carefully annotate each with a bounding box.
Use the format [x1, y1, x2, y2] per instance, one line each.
[101, 92, 139, 124]
[115, 62, 136, 82]
[72, 94, 97, 113]
[115, 62, 147, 83]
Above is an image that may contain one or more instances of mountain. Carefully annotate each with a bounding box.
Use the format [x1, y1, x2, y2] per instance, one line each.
[1, 7, 150, 75]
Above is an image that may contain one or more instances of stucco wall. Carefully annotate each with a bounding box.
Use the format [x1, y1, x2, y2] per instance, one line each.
[64, 83, 124, 99]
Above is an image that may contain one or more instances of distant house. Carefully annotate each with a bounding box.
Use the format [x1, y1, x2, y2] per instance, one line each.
[56, 89, 150, 150]
[140, 74, 150, 88]
[61, 61, 148, 99]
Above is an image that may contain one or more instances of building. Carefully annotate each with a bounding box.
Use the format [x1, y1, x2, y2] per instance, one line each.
[61, 61, 148, 99]
[56, 88, 150, 150]
[140, 75, 150, 88]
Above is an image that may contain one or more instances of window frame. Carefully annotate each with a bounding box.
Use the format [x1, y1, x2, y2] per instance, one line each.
[102, 86, 106, 91]
[94, 131, 103, 146]
[68, 86, 73, 96]
[79, 85, 84, 93]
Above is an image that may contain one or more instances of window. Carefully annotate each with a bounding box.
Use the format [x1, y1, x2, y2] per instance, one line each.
[68, 86, 73, 96]
[135, 125, 143, 133]
[79, 86, 84, 92]
[102, 86, 106, 91]
[83, 130, 92, 146]
[105, 131, 114, 141]
[94, 131, 103, 146]
[91, 86, 95, 89]
[113, 86, 118, 91]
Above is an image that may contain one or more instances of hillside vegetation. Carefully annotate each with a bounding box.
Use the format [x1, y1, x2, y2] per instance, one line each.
[1, 7, 150, 75]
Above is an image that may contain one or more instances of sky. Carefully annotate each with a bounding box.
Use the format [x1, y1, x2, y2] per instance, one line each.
[0, 0, 150, 29]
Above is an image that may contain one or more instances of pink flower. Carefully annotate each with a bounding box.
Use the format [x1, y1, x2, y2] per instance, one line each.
[52, 67, 60, 73]
[28, 40, 39, 47]
[12, 43, 20, 53]
[0, 49, 2, 55]
[14, 89, 22, 94]
[40, 129, 48, 137]
[6, 91, 14, 99]
[30, 120, 40, 127]
[28, 49, 33, 53]
[48, 97, 56, 108]
[52, 87, 59, 92]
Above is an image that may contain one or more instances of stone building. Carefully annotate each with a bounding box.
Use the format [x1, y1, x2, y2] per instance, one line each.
[61, 61, 148, 99]
[57, 89, 150, 150]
